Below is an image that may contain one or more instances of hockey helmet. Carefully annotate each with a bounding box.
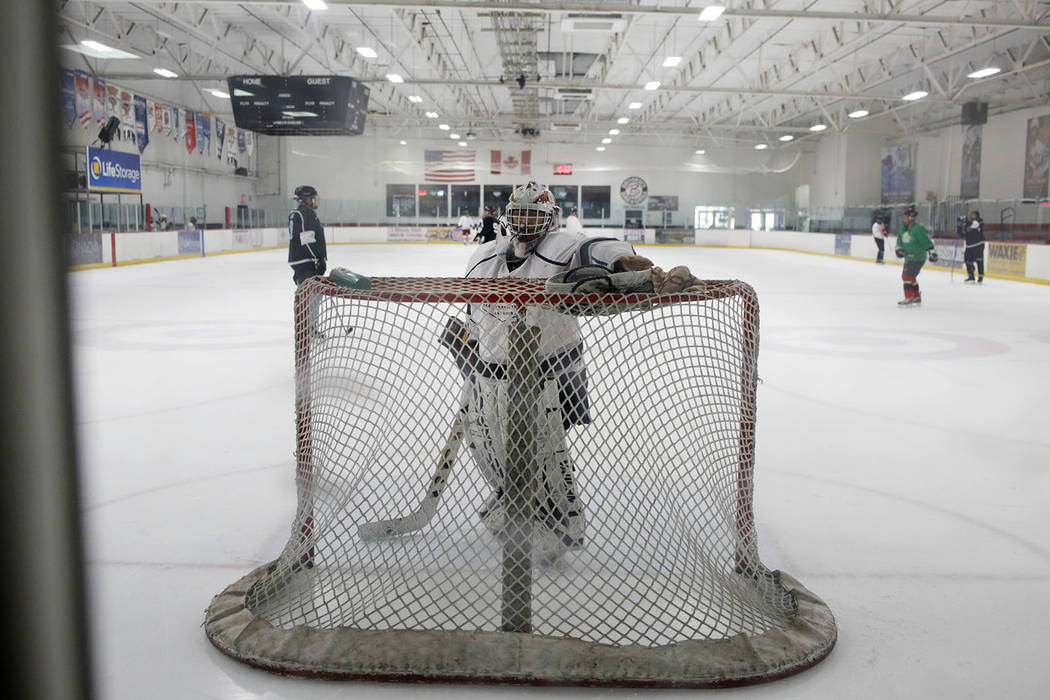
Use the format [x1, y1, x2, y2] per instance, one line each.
[504, 181, 560, 243]
[294, 185, 319, 202]
[902, 205, 918, 218]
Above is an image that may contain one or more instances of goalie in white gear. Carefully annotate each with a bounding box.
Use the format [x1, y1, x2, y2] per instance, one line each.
[456, 181, 658, 564]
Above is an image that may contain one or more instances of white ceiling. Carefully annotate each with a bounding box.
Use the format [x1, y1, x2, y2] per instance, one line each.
[58, 1, 1050, 150]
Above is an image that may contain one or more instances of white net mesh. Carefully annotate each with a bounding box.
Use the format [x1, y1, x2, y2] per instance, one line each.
[205, 275, 836, 686]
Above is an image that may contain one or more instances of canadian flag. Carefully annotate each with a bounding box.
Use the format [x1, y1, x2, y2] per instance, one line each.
[490, 150, 531, 176]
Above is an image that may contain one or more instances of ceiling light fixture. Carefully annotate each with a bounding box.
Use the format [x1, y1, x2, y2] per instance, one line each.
[458, 141, 467, 147]
[628, 102, 642, 110]
[438, 124, 450, 130]
[399, 140, 407, 145]
[356, 47, 378, 58]
[902, 90, 928, 101]
[754, 144, 768, 150]
[967, 67, 1001, 79]
[596, 146, 606, 151]
[425, 112, 439, 119]
[300, 0, 328, 10]
[208, 89, 230, 99]
[779, 135, 794, 142]
[809, 123, 827, 132]
[848, 109, 869, 118]
[644, 81, 660, 91]
[608, 129, 620, 135]
[68, 40, 138, 59]
[386, 74, 404, 83]
[408, 95, 423, 103]
[450, 134, 459, 139]
[617, 117, 630, 124]
[601, 138, 612, 144]
[698, 5, 726, 22]
[662, 56, 683, 68]
[153, 68, 178, 78]
[695, 149, 706, 155]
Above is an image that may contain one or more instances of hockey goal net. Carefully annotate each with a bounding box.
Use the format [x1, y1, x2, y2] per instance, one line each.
[205, 274, 836, 687]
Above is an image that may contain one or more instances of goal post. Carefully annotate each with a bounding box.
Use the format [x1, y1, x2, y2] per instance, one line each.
[205, 275, 836, 687]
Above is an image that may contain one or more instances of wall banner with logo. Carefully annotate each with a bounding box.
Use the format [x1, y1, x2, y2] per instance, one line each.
[86, 146, 142, 193]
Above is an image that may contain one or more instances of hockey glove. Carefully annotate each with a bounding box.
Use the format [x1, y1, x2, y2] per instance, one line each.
[895, 247, 905, 259]
[927, 250, 939, 263]
[439, 317, 478, 378]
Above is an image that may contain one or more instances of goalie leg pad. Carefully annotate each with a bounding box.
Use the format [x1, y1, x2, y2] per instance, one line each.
[464, 374, 586, 560]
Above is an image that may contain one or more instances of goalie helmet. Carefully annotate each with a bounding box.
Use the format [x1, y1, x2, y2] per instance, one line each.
[504, 181, 560, 250]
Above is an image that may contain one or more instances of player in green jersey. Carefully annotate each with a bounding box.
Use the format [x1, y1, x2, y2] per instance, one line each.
[894, 205, 938, 306]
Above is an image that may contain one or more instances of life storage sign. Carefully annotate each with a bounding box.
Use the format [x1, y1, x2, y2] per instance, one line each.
[87, 146, 142, 193]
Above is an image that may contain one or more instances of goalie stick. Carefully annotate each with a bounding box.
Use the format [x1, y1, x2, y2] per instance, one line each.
[357, 317, 475, 540]
[356, 383, 469, 540]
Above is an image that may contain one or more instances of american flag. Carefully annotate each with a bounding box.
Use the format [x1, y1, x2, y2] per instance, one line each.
[425, 150, 475, 182]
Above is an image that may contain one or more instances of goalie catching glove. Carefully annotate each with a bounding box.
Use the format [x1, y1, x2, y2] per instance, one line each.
[545, 264, 706, 295]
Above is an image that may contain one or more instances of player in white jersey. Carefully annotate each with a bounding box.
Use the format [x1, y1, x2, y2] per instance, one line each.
[456, 181, 654, 564]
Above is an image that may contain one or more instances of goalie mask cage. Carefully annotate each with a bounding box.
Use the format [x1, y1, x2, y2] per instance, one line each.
[205, 276, 836, 687]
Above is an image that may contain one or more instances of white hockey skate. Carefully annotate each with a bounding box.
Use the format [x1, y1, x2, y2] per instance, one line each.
[478, 490, 586, 565]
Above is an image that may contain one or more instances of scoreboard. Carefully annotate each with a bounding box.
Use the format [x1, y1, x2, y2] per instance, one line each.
[227, 75, 370, 135]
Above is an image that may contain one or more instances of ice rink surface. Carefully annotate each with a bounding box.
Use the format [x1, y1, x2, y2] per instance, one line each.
[69, 243, 1050, 699]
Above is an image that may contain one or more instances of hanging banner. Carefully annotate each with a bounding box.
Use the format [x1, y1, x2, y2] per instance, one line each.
[172, 107, 181, 142]
[197, 112, 211, 155]
[119, 89, 135, 143]
[881, 144, 916, 204]
[215, 117, 226, 160]
[1023, 115, 1050, 199]
[74, 70, 92, 129]
[61, 70, 76, 129]
[185, 109, 197, 153]
[960, 125, 982, 199]
[92, 78, 106, 127]
[153, 101, 164, 133]
[134, 95, 149, 153]
[106, 84, 119, 121]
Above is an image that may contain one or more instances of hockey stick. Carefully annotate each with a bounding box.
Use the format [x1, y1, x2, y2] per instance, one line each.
[357, 317, 476, 540]
[357, 383, 469, 540]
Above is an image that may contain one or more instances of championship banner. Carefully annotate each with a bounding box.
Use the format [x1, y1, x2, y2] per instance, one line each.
[106, 84, 119, 121]
[1023, 115, 1050, 199]
[153, 101, 164, 133]
[172, 107, 181, 142]
[74, 70, 92, 129]
[216, 117, 226, 160]
[881, 144, 915, 204]
[61, 70, 76, 128]
[162, 106, 173, 136]
[119, 89, 134, 142]
[197, 112, 211, 155]
[185, 110, 197, 153]
[134, 95, 149, 153]
[960, 125, 982, 199]
[987, 242, 1027, 276]
[87, 146, 142, 193]
[92, 78, 106, 127]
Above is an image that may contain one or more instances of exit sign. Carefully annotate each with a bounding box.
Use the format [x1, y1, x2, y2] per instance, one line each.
[553, 163, 573, 175]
